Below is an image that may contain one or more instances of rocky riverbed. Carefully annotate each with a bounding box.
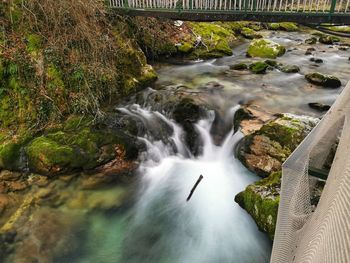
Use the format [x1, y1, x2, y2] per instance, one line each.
[0, 21, 349, 262]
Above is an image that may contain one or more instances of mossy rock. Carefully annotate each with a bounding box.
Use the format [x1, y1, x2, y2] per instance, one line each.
[305, 37, 317, 45]
[267, 22, 298, 32]
[278, 65, 300, 73]
[247, 39, 286, 59]
[25, 126, 137, 176]
[249, 61, 269, 74]
[240, 27, 262, 39]
[189, 22, 235, 59]
[235, 171, 282, 239]
[305, 72, 341, 88]
[230, 63, 248, 70]
[319, 35, 341, 44]
[237, 113, 319, 176]
[264, 59, 278, 67]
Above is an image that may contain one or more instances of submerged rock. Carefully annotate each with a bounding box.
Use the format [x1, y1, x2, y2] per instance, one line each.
[308, 102, 331, 111]
[230, 63, 248, 70]
[237, 113, 319, 177]
[235, 171, 281, 239]
[319, 35, 341, 44]
[305, 37, 317, 45]
[305, 72, 341, 88]
[278, 65, 300, 73]
[305, 47, 316, 55]
[310, 57, 323, 63]
[249, 61, 269, 74]
[247, 39, 286, 59]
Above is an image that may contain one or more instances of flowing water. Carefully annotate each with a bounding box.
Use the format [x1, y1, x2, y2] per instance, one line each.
[5, 30, 350, 263]
[71, 30, 349, 263]
[76, 105, 272, 263]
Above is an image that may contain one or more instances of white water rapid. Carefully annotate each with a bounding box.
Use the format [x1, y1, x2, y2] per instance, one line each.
[118, 104, 272, 263]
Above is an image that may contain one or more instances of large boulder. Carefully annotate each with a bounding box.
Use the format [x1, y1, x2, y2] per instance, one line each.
[235, 171, 281, 239]
[247, 39, 286, 59]
[305, 72, 341, 88]
[172, 98, 208, 155]
[237, 113, 319, 177]
[25, 118, 138, 176]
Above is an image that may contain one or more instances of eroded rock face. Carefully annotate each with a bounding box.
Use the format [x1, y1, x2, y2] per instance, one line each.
[247, 39, 286, 59]
[173, 97, 208, 155]
[237, 111, 319, 177]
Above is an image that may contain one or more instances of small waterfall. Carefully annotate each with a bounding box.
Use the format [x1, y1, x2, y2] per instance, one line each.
[118, 104, 272, 263]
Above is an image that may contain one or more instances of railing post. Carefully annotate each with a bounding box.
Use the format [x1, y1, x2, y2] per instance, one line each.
[244, 0, 248, 11]
[253, 0, 257, 11]
[123, 0, 129, 8]
[330, 0, 337, 13]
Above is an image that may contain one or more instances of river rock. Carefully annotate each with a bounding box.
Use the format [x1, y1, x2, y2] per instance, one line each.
[240, 27, 262, 39]
[249, 61, 270, 74]
[267, 22, 298, 31]
[278, 65, 300, 73]
[305, 72, 341, 88]
[234, 104, 276, 135]
[310, 57, 323, 63]
[26, 123, 138, 176]
[308, 102, 331, 111]
[172, 97, 208, 155]
[247, 39, 286, 59]
[305, 47, 316, 55]
[305, 37, 317, 45]
[237, 113, 319, 177]
[235, 171, 281, 239]
[230, 63, 248, 70]
[319, 35, 341, 44]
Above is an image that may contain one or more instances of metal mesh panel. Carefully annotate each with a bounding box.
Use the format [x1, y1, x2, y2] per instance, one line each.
[271, 82, 350, 263]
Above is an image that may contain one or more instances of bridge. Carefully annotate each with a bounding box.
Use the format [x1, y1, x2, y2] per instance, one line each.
[109, 0, 350, 23]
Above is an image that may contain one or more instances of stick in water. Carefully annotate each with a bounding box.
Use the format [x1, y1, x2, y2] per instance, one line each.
[186, 175, 204, 202]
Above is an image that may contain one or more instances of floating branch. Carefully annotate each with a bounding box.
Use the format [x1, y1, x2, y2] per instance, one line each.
[186, 175, 204, 202]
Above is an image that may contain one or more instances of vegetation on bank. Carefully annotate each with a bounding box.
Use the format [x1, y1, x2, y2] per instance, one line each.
[0, 0, 156, 134]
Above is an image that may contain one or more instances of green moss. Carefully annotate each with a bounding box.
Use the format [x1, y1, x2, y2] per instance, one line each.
[327, 25, 350, 33]
[319, 35, 341, 44]
[26, 34, 42, 55]
[268, 23, 280, 30]
[47, 64, 65, 91]
[259, 120, 302, 149]
[235, 171, 282, 239]
[177, 42, 193, 54]
[189, 22, 234, 58]
[240, 27, 262, 39]
[247, 39, 286, 59]
[268, 22, 298, 31]
[249, 61, 269, 74]
[26, 136, 78, 175]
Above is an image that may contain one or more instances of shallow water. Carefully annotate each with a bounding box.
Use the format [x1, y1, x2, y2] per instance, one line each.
[155, 30, 349, 116]
[5, 30, 350, 263]
[67, 31, 349, 263]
